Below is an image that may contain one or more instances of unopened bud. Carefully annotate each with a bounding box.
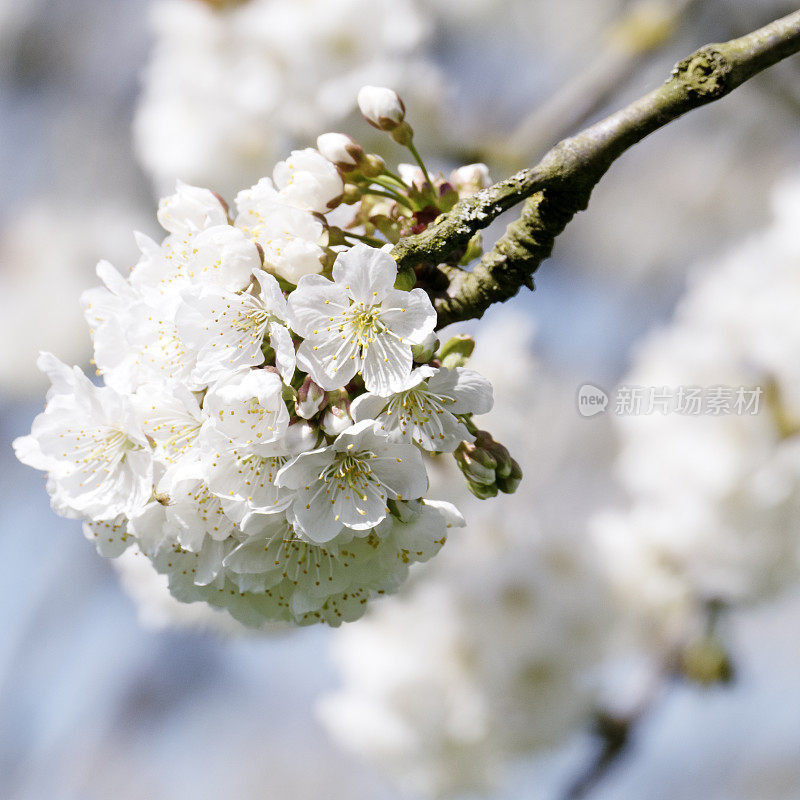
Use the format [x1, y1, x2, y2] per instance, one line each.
[467, 481, 499, 500]
[454, 441, 497, 485]
[454, 429, 523, 499]
[296, 377, 326, 419]
[317, 133, 365, 172]
[496, 460, 523, 494]
[438, 335, 475, 369]
[321, 391, 352, 437]
[450, 163, 491, 197]
[358, 85, 406, 131]
[411, 332, 439, 364]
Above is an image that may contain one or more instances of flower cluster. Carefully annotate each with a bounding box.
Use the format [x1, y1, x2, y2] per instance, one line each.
[14, 90, 517, 627]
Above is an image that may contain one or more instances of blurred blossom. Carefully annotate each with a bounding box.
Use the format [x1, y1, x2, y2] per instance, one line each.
[593, 174, 800, 647]
[0, 199, 147, 397]
[134, 0, 444, 198]
[320, 316, 622, 798]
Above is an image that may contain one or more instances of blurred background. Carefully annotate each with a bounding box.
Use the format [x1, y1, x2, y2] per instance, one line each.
[2, 1, 800, 798]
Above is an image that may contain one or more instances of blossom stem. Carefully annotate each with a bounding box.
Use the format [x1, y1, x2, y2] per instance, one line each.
[381, 168, 408, 188]
[362, 189, 414, 210]
[405, 140, 433, 188]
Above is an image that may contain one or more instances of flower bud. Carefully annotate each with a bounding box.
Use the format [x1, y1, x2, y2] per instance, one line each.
[496, 460, 523, 494]
[411, 332, 439, 364]
[454, 429, 522, 499]
[438, 335, 475, 369]
[296, 376, 326, 419]
[317, 133, 365, 172]
[450, 163, 491, 197]
[454, 441, 497, 485]
[358, 86, 406, 131]
[320, 391, 352, 437]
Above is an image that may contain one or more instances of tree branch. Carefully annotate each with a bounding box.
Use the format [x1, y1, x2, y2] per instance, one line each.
[391, 9, 800, 329]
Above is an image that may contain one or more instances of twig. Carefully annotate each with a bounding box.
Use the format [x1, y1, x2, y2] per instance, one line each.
[390, 9, 800, 329]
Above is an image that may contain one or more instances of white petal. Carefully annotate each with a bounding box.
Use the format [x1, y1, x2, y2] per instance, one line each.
[268, 321, 296, 383]
[289, 489, 344, 543]
[379, 287, 437, 343]
[332, 244, 396, 303]
[296, 336, 359, 391]
[432, 367, 494, 415]
[349, 393, 389, 424]
[370, 443, 428, 500]
[361, 333, 411, 396]
[287, 275, 349, 337]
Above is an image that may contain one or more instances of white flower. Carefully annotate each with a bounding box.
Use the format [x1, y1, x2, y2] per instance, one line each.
[234, 183, 327, 284]
[351, 365, 494, 452]
[273, 148, 343, 213]
[156, 179, 228, 236]
[13, 353, 153, 520]
[202, 431, 292, 524]
[177, 267, 296, 384]
[133, 383, 206, 489]
[276, 420, 428, 543]
[202, 369, 289, 454]
[131, 224, 263, 300]
[164, 477, 235, 553]
[288, 244, 436, 395]
[90, 292, 197, 394]
[357, 85, 405, 129]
